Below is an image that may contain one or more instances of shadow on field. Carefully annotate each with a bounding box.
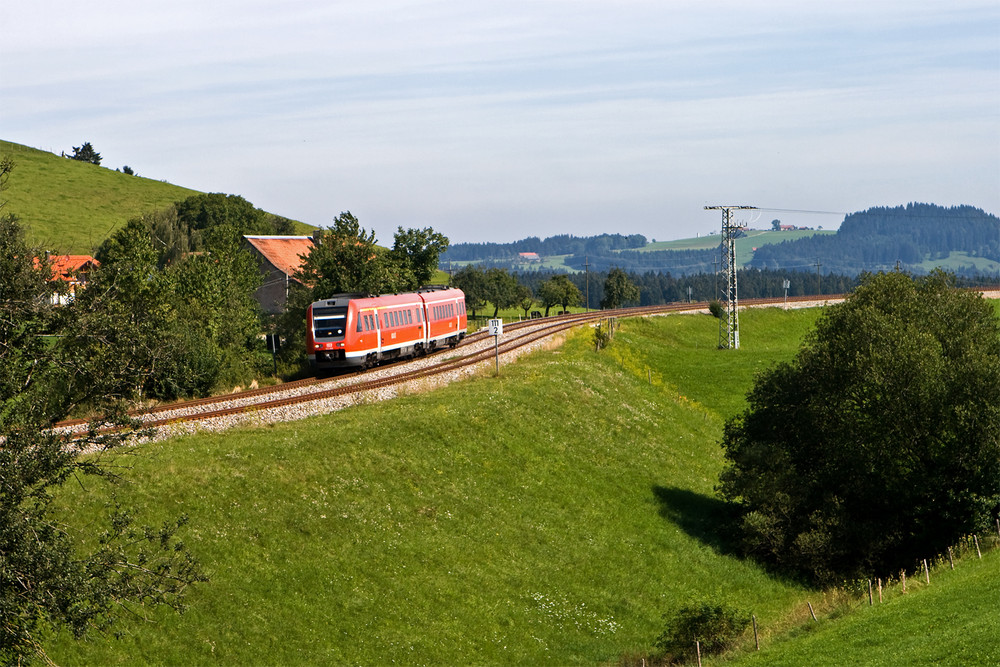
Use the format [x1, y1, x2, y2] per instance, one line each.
[653, 485, 740, 556]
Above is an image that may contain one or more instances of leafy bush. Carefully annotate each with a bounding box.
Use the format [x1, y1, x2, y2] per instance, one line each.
[594, 323, 611, 350]
[708, 300, 724, 319]
[654, 600, 751, 664]
[719, 270, 1000, 583]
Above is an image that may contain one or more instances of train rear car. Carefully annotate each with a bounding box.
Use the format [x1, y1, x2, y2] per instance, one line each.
[418, 286, 467, 349]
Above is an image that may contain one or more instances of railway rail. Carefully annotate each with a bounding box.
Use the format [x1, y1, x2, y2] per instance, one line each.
[56, 294, 843, 439]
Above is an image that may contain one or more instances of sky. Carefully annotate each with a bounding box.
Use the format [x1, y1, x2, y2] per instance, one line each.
[2, 1, 998, 245]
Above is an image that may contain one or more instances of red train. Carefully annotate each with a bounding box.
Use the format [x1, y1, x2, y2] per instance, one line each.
[306, 286, 467, 370]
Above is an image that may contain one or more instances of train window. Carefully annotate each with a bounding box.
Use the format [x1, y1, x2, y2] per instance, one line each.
[393, 311, 400, 326]
[356, 316, 363, 333]
[406, 310, 413, 324]
[312, 306, 348, 340]
[383, 313, 389, 328]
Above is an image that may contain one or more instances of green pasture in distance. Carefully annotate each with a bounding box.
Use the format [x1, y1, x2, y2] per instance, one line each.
[46, 308, 821, 665]
[0, 139, 312, 255]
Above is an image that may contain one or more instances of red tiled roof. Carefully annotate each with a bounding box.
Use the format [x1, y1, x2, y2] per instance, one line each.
[244, 236, 315, 278]
[35, 255, 99, 282]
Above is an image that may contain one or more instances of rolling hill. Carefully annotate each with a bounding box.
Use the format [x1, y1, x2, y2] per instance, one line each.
[43, 307, 1000, 665]
[0, 140, 311, 255]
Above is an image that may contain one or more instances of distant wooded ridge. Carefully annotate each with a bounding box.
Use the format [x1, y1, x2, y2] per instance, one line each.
[443, 204, 1000, 279]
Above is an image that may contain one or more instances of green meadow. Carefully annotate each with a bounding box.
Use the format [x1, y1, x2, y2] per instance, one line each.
[43, 305, 999, 665]
[0, 140, 311, 255]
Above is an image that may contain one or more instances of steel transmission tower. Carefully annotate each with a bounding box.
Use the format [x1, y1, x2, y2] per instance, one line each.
[705, 205, 757, 349]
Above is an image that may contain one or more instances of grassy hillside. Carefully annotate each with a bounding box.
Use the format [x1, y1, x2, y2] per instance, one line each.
[726, 549, 1000, 666]
[42, 304, 1000, 665]
[0, 140, 311, 255]
[46, 308, 823, 665]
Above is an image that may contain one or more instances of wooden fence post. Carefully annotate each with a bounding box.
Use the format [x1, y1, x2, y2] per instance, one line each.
[807, 602, 817, 621]
[877, 578, 883, 603]
[923, 559, 930, 585]
[867, 580, 873, 606]
[948, 547, 954, 570]
[696, 640, 702, 667]
[974, 535, 982, 559]
[902, 570, 907, 594]
[752, 614, 759, 650]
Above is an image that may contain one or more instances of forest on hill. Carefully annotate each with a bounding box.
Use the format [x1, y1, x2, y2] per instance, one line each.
[441, 232, 648, 261]
[442, 204, 999, 281]
[750, 203, 1000, 277]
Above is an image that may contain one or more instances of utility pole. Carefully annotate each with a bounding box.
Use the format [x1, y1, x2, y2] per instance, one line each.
[814, 258, 822, 296]
[705, 205, 756, 349]
[584, 256, 590, 312]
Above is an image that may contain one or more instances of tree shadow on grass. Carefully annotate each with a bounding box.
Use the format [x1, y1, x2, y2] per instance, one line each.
[652, 485, 741, 557]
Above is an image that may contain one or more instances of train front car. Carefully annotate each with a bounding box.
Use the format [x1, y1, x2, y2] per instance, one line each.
[306, 294, 366, 370]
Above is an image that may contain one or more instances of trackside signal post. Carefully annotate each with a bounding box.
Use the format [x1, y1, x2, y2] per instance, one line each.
[489, 318, 503, 375]
[705, 205, 757, 349]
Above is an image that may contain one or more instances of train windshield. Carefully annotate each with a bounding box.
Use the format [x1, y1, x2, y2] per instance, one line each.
[312, 306, 348, 340]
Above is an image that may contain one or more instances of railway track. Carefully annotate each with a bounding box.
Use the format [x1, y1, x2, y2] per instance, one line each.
[55, 295, 839, 439]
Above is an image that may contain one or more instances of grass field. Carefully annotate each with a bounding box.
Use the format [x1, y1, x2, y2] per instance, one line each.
[0, 139, 311, 255]
[38, 304, 1000, 665]
[45, 308, 828, 665]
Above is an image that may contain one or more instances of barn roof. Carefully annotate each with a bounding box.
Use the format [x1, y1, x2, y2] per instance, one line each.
[36, 255, 99, 281]
[244, 235, 315, 278]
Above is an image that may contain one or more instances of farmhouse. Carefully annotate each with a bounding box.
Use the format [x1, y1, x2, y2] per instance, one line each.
[518, 252, 541, 262]
[244, 234, 317, 314]
[37, 253, 99, 305]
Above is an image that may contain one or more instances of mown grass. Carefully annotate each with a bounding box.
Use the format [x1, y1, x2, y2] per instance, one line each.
[46, 308, 819, 665]
[0, 139, 311, 254]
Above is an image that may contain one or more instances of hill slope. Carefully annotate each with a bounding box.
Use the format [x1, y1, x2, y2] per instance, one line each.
[46, 309, 821, 665]
[1, 140, 312, 255]
[750, 204, 1000, 278]
[43, 306, 1000, 664]
[1, 140, 201, 254]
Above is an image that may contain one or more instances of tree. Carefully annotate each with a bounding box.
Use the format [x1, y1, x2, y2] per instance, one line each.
[0, 211, 204, 664]
[717, 270, 1000, 584]
[600, 267, 639, 309]
[482, 268, 519, 318]
[451, 265, 487, 318]
[538, 274, 581, 315]
[771, 219, 781, 231]
[391, 226, 449, 287]
[516, 284, 535, 319]
[69, 142, 102, 165]
[296, 211, 410, 298]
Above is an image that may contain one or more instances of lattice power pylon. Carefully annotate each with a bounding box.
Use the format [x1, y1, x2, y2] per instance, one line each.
[705, 205, 757, 349]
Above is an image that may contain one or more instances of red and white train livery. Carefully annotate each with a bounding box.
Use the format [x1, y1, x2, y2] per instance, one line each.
[306, 286, 467, 370]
